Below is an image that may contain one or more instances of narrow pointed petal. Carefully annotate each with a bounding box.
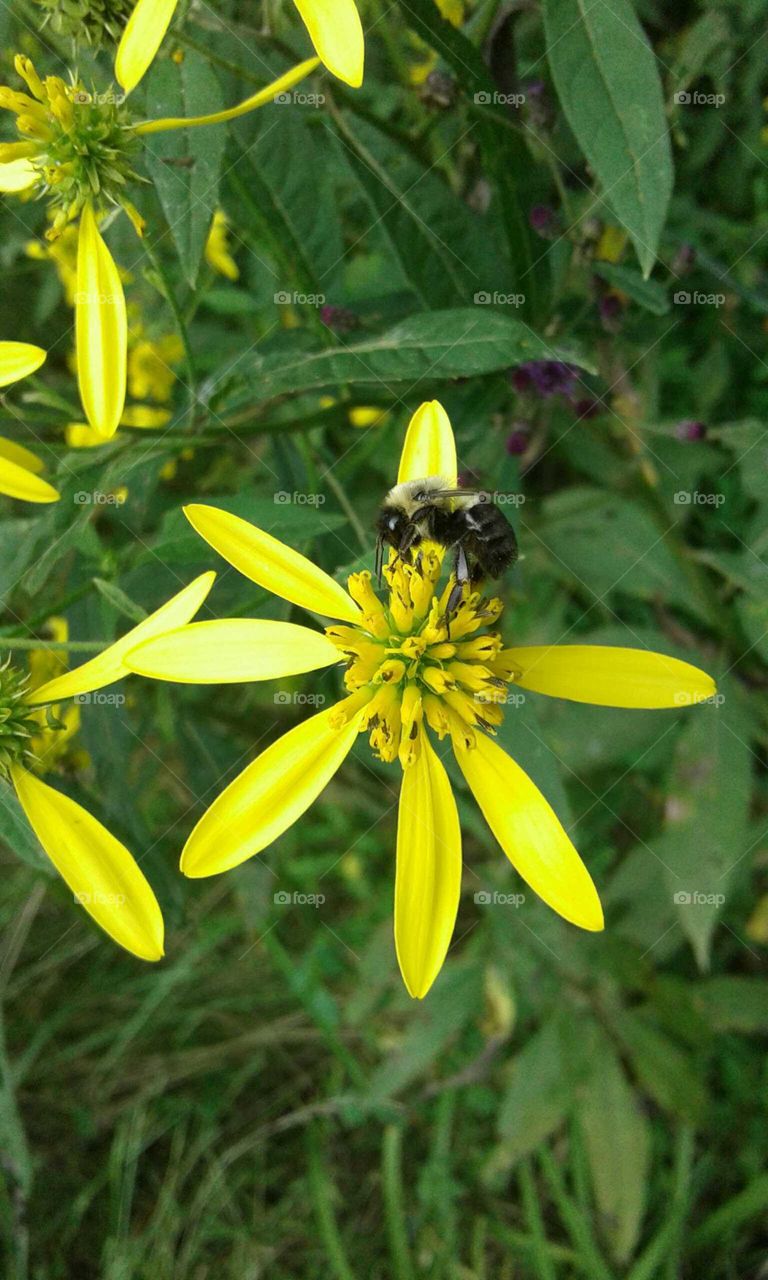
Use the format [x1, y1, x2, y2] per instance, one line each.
[292, 0, 364, 87]
[184, 504, 360, 622]
[10, 765, 164, 961]
[0, 437, 45, 472]
[395, 730, 461, 998]
[126, 618, 341, 683]
[454, 734, 604, 931]
[507, 645, 717, 709]
[115, 0, 179, 94]
[28, 572, 216, 705]
[135, 59, 320, 133]
[0, 455, 59, 503]
[0, 159, 38, 192]
[397, 400, 457, 486]
[76, 204, 127, 440]
[182, 704, 361, 876]
[0, 341, 46, 387]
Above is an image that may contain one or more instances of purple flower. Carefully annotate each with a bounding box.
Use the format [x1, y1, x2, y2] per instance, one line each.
[529, 204, 559, 239]
[505, 424, 530, 455]
[320, 305, 359, 334]
[675, 419, 707, 441]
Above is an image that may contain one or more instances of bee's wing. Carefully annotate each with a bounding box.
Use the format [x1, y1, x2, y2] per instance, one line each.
[427, 487, 495, 503]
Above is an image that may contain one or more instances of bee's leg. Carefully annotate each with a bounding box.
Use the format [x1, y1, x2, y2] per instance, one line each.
[443, 543, 469, 636]
[375, 535, 384, 586]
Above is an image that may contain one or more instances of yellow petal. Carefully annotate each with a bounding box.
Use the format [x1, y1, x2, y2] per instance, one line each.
[0, 436, 45, 472]
[10, 765, 164, 960]
[0, 159, 38, 192]
[0, 455, 59, 503]
[182, 703, 361, 876]
[397, 400, 457, 486]
[0, 340, 46, 387]
[184, 504, 360, 623]
[126, 618, 341, 683]
[135, 59, 320, 133]
[65, 422, 109, 449]
[115, 0, 180, 93]
[454, 733, 604, 931]
[76, 204, 127, 440]
[507, 645, 717, 709]
[291, 0, 364, 87]
[27, 571, 215, 705]
[395, 729, 461, 998]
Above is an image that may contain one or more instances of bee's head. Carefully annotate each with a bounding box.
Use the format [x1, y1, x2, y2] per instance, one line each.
[376, 504, 409, 550]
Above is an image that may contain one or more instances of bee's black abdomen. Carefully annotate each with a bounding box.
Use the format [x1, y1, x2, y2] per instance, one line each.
[464, 501, 518, 580]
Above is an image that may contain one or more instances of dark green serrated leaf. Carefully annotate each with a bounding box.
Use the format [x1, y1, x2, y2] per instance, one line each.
[221, 309, 589, 410]
[144, 52, 227, 286]
[397, 0, 547, 320]
[543, 0, 673, 276]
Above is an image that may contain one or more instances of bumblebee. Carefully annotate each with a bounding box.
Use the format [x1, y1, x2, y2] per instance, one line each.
[375, 476, 519, 613]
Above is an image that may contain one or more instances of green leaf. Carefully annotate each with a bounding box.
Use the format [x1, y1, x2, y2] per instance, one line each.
[144, 52, 227, 286]
[615, 1010, 707, 1124]
[579, 1033, 650, 1264]
[533, 487, 702, 618]
[490, 1011, 589, 1170]
[694, 977, 768, 1033]
[331, 109, 513, 310]
[229, 108, 345, 298]
[655, 683, 752, 969]
[397, 0, 547, 319]
[0, 780, 52, 874]
[592, 261, 670, 315]
[92, 578, 148, 625]
[221, 309, 589, 410]
[543, 0, 673, 276]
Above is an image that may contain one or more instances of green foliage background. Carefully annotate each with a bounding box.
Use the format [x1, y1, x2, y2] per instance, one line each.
[1, 0, 768, 1275]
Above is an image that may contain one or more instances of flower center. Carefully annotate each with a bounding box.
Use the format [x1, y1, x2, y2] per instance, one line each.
[326, 549, 520, 768]
[36, 0, 134, 47]
[0, 658, 41, 780]
[0, 56, 140, 230]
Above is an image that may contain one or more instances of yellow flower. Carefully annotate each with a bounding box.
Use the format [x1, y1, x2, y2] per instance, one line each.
[116, 0, 363, 91]
[205, 210, 239, 282]
[0, 341, 59, 504]
[2, 572, 216, 959]
[27, 618, 84, 773]
[0, 52, 319, 440]
[124, 401, 717, 999]
[25, 223, 79, 305]
[128, 334, 183, 403]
